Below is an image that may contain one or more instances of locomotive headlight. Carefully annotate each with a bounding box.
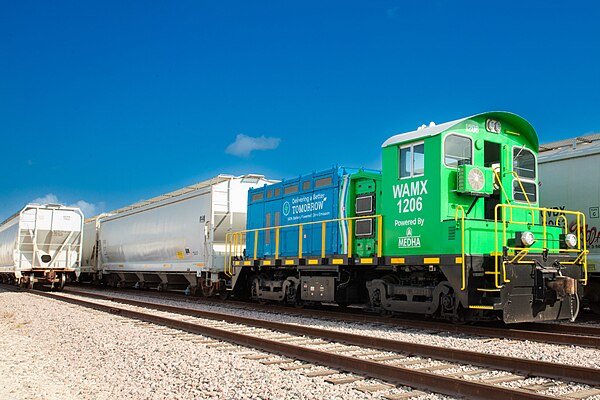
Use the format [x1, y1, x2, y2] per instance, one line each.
[564, 233, 578, 248]
[486, 119, 502, 133]
[519, 231, 536, 247]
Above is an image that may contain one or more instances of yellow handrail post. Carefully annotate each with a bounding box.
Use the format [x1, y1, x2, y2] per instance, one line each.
[224, 233, 229, 275]
[494, 204, 501, 289]
[253, 230, 258, 260]
[321, 221, 326, 259]
[298, 224, 303, 259]
[557, 215, 568, 234]
[582, 213, 588, 285]
[377, 215, 383, 258]
[454, 205, 466, 291]
[275, 227, 280, 259]
[348, 220, 353, 258]
[542, 209, 547, 249]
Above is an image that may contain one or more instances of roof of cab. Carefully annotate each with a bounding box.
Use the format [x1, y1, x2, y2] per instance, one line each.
[381, 111, 538, 151]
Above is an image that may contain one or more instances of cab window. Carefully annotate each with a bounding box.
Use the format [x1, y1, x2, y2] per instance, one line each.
[513, 147, 536, 179]
[399, 142, 424, 179]
[444, 134, 472, 167]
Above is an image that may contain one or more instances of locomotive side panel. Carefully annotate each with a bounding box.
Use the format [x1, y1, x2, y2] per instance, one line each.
[246, 168, 347, 259]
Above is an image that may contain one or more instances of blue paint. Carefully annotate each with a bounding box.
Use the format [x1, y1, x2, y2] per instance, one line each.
[246, 167, 353, 258]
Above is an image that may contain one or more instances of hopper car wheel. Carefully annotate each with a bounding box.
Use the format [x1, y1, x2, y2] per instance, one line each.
[199, 279, 215, 297]
[57, 273, 66, 291]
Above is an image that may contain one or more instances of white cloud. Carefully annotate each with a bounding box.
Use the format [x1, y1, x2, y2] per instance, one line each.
[32, 194, 60, 205]
[31, 193, 104, 218]
[225, 134, 281, 158]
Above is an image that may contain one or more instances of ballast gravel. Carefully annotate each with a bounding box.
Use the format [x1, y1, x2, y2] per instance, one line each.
[74, 288, 600, 370]
[0, 291, 455, 400]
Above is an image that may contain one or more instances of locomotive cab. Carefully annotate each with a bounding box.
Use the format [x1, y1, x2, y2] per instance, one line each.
[376, 112, 587, 323]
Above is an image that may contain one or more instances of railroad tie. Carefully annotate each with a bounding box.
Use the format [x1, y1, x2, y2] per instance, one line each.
[414, 363, 455, 372]
[302, 369, 338, 377]
[260, 359, 294, 365]
[482, 375, 525, 384]
[243, 354, 271, 360]
[354, 383, 395, 393]
[563, 388, 600, 399]
[445, 368, 490, 377]
[279, 364, 312, 371]
[325, 376, 363, 385]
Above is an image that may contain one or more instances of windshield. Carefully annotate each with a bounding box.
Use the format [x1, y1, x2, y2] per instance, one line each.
[513, 147, 536, 179]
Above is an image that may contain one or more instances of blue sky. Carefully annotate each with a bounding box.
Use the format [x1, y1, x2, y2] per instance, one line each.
[1, 1, 599, 221]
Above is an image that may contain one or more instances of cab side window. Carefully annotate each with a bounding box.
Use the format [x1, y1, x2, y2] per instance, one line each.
[513, 147, 536, 179]
[444, 134, 472, 167]
[399, 142, 425, 179]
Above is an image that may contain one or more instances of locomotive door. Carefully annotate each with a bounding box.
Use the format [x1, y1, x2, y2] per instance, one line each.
[352, 177, 378, 258]
[484, 141, 502, 220]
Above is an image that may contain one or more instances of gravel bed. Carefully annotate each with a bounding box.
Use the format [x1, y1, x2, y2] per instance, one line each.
[0, 291, 459, 400]
[70, 288, 600, 369]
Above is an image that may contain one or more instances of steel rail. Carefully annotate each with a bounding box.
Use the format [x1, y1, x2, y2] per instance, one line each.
[25, 289, 561, 400]
[54, 289, 600, 386]
[64, 286, 600, 347]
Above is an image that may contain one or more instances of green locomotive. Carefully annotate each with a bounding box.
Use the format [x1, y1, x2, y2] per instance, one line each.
[226, 111, 588, 323]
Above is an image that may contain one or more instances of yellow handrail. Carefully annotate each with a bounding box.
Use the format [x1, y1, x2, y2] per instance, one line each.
[556, 215, 568, 234]
[494, 204, 588, 287]
[454, 205, 466, 290]
[508, 171, 532, 207]
[225, 215, 383, 267]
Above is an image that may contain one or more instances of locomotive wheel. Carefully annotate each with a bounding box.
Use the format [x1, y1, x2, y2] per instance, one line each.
[202, 285, 215, 297]
[219, 290, 230, 300]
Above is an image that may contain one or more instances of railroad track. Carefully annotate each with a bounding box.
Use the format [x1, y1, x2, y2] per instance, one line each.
[18, 287, 600, 400]
[66, 285, 600, 349]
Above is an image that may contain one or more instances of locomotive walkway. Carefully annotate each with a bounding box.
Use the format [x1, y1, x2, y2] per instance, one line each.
[24, 287, 600, 400]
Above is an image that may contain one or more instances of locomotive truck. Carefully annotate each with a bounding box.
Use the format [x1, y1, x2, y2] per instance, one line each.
[225, 111, 588, 323]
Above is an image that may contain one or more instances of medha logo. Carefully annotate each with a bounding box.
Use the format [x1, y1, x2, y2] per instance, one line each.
[283, 201, 291, 216]
[398, 226, 421, 248]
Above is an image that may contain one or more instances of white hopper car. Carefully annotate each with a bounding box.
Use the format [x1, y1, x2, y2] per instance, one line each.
[0, 203, 84, 289]
[80, 174, 276, 295]
[538, 133, 600, 313]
